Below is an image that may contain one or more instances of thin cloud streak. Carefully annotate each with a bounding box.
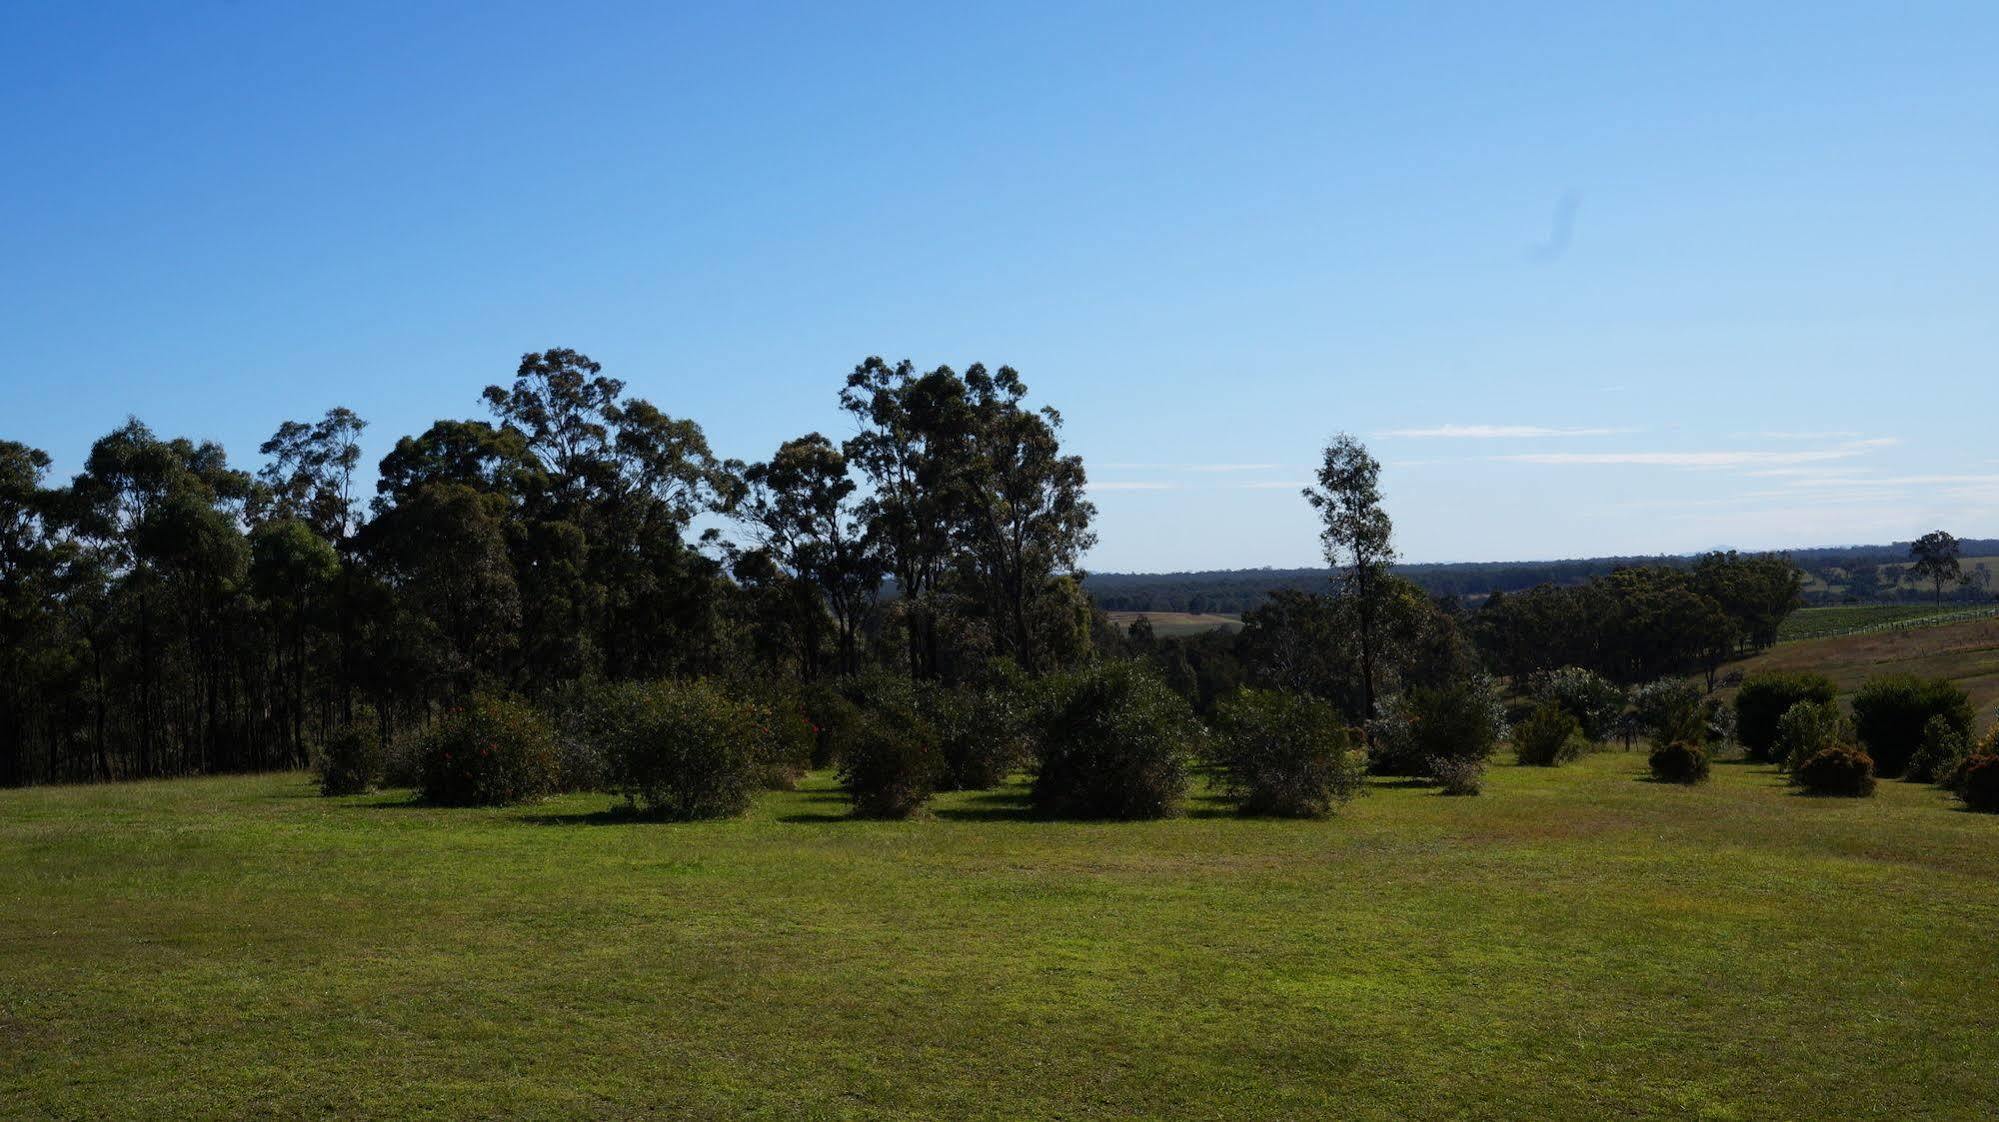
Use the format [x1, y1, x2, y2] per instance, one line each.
[1383, 424, 1635, 439]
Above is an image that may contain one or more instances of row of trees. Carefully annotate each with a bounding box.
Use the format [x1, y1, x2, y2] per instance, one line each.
[0, 352, 1097, 786]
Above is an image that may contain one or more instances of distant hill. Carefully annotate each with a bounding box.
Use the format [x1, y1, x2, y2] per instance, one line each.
[1084, 539, 1999, 614]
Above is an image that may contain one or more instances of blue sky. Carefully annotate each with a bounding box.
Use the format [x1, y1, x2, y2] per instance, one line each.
[3, 2, 1994, 571]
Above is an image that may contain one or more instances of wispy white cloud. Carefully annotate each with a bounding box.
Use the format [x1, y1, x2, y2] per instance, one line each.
[1736, 429, 1863, 440]
[1097, 462, 1286, 472]
[1382, 424, 1635, 439]
[1231, 480, 1309, 490]
[1497, 437, 1898, 469]
[1086, 481, 1182, 492]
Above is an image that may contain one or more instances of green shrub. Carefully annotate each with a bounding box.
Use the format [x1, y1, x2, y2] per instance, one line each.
[1512, 700, 1587, 767]
[316, 723, 383, 796]
[800, 681, 863, 769]
[1648, 740, 1710, 785]
[1735, 672, 1837, 761]
[1631, 679, 1706, 747]
[1530, 666, 1625, 742]
[932, 669, 1035, 791]
[1775, 701, 1850, 775]
[839, 696, 939, 820]
[1955, 755, 1999, 812]
[1703, 696, 1737, 751]
[1429, 754, 1486, 796]
[1905, 714, 1971, 785]
[382, 730, 424, 788]
[1850, 676, 1975, 778]
[747, 692, 816, 791]
[594, 680, 763, 820]
[1031, 660, 1195, 820]
[416, 694, 563, 806]
[1210, 688, 1365, 817]
[1795, 745, 1876, 797]
[1370, 673, 1505, 776]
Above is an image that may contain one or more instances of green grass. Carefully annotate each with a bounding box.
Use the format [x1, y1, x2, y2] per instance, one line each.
[1778, 603, 1999, 642]
[3, 758, 1996, 1119]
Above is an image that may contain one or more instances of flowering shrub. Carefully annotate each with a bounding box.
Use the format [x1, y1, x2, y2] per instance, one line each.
[1795, 745, 1876, 798]
[1955, 754, 1999, 812]
[1429, 754, 1486, 796]
[1648, 740, 1710, 785]
[416, 694, 563, 806]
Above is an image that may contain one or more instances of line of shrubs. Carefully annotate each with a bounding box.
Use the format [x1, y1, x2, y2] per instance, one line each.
[312, 659, 1999, 820]
[312, 660, 1377, 822]
[1733, 670, 1999, 807]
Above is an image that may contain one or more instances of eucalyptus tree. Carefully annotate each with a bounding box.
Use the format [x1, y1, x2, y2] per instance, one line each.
[1910, 530, 1961, 605]
[956, 364, 1094, 672]
[1303, 433, 1396, 726]
[739, 433, 879, 677]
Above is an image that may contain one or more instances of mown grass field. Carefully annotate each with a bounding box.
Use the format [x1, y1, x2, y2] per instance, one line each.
[1737, 613, 1999, 718]
[4, 754, 1996, 1119]
[1104, 610, 1243, 638]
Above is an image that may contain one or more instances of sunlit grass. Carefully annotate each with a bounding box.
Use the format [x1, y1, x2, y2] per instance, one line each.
[2, 753, 1993, 1119]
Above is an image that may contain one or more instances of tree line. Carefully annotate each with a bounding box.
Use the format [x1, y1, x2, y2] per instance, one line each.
[0, 351, 1097, 786]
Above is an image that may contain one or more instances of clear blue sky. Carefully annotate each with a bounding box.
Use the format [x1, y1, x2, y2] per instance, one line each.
[4, 2, 1994, 571]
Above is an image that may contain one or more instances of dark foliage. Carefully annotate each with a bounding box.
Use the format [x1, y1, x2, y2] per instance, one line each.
[1030, 660, 1194, 820]
[1850, 675, 1975, 778]
[1735, 672, 1838, 761]
[593, 680, 761, 820]
[837, 675, 942, 819]
[1954, 755, 1999, 812]
[1795, 745, 1876, 797]
[1648, 740, 1711, 785]
[1513, 700, 1587, 767]
[1210, 688, 1365, 817]
[416, 694, 563, 806]
[315, 723, 382, 796]
[1905, 715, 1970, 785]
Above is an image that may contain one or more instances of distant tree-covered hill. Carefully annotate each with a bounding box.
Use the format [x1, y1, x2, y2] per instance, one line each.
[1085, 539, 1999, 614]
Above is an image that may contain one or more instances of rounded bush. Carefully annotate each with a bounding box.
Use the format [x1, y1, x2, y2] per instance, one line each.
[1775, 701, 1849, 775]
[933, 683, 1032, 792]
[1734, 672, 1837, 762]
[417, 694, 563, 806]
[596, 680, 762, 820]
[1795, 745, 1876, 798]
[1031, 660, 1194, 820]
[316, 723, 383, 796]
[1850, 675, 1975, 778]
[1630, 678, 1706, 748]
[1904, 714, 1971, 785]
[1648, 740, 1710, 785]
[1513, 700, 1587, 767]
[1530, 666, 1625, 742]
[1955, 755, 1999, 812]
[1371, 673, 1505, 777]
[1429, 755, 1486, 796]
[840, 711, 941, 820]
[1211, 688, 1365, 817]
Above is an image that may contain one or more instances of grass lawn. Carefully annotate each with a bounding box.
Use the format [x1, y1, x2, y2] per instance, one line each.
[3, 756, 1995, 1119]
